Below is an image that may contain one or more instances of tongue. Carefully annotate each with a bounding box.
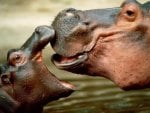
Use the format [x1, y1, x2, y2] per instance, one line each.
[60, 57, 77, 64]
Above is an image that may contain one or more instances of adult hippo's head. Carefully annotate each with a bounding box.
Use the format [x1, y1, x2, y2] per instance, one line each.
[51, 0, 150, 90]
[0, 26, 74, 113]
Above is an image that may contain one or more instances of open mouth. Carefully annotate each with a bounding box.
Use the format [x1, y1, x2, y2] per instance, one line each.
[35, 52, 76, 91]
[51, 53, 88, 69]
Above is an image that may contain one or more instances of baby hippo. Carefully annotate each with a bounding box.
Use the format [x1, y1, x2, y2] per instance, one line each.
[0, 26, 74, 113]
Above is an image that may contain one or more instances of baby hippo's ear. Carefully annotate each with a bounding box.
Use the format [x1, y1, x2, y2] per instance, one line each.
[21, 25, 55, 59]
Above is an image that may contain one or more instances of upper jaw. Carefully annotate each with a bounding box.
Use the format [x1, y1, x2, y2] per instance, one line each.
[51, 53, 88, 69]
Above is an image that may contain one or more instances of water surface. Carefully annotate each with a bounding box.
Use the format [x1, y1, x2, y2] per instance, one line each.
[44, 77, 150, 113]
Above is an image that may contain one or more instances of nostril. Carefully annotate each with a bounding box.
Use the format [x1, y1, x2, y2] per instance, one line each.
[35, 26, 44, 35]
[66, 12, 75, 17]
[64, 8, 77, 17]
[83, 21, 90, 26]
[65, 8, 76, 13]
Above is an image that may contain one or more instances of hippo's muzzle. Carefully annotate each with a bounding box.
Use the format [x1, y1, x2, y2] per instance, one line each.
[51, 6, 120, 69]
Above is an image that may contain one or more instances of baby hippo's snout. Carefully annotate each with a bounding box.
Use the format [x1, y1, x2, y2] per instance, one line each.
[35, 25, 55, 41]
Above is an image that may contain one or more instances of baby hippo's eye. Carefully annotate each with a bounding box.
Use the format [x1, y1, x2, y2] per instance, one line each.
[14, 54, 21, 63]
[8, 51, 27, 66]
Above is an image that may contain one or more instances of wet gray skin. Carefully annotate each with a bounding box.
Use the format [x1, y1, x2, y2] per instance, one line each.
[0, 26, 74, 113]
[51, 0, 150, 90]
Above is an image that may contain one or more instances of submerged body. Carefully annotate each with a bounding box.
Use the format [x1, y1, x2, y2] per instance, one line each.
[51, 0, 150, 90]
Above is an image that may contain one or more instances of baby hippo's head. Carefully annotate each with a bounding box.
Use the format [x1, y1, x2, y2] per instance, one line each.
[0, 26, 74, 113]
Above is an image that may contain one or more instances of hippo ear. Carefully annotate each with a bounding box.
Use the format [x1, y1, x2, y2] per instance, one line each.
[21, 25, 55, 59]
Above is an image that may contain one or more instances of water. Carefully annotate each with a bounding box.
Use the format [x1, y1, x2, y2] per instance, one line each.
[44, 77, 150, 113]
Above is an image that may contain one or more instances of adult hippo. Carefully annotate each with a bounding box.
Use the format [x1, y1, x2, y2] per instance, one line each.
[50, 0, 150, 90]
[0, 26, 74, 113]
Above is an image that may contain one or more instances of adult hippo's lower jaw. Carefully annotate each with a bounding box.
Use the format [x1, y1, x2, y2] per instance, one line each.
[51, 0, 150, 90]
[51, 53, 88, 69]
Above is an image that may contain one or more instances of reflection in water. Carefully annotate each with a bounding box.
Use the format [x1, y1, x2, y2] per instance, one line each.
[44, 77, 150, 113]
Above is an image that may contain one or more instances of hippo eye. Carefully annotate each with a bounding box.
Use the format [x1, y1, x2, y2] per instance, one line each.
[9, 52, 27, 66]
[120, 3, 139, 22]
[121, 8, 137, 22]
[125, 9, 136, 19]
[14, 55, 21, 63]
[126, 10, 135, 17]
[10, 54, 22, 66]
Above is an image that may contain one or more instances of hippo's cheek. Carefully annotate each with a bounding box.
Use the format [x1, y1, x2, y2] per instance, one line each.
[99, 42, 150, 90]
